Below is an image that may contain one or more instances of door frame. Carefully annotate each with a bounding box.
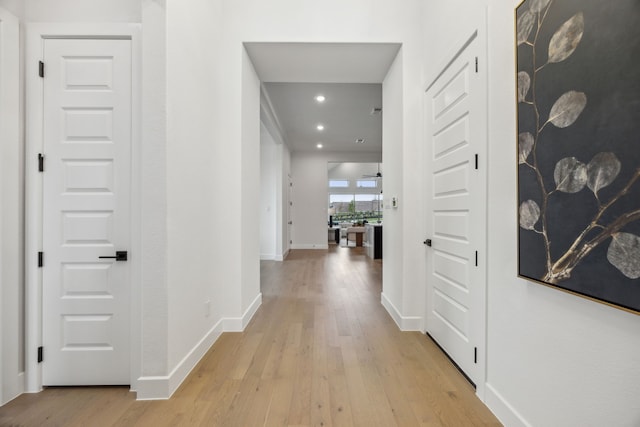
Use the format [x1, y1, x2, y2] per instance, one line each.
[0, 5, 22, 405]
[25, 23, 141, 393]
[421, 11, 488, 400]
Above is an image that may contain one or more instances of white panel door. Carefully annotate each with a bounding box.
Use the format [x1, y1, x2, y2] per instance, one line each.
[424, 33, 486, 386]
[42, 38, 132, 385]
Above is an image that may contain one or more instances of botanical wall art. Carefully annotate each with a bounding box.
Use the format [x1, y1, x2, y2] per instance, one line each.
[516, 0, 640, 313]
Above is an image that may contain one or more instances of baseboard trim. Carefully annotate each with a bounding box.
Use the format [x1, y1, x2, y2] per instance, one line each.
[224, 292, 262, 332]
[290, 244, 328, 250]
[1, 372, 25, 406]
[275, 249, 289, 261]
[136, 318, 225, 400]
[260, 254, 276, 261]
[485, 383, 531, 427]
[136, 293, 262, 400]
[381, 293, 422, 331]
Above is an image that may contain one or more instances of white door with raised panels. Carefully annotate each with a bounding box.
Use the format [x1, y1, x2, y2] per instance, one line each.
[42, 38, 132, 385]
[424, 31, 487, 387]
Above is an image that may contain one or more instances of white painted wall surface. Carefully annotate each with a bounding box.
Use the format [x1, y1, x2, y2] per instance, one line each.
[380, 49, 405, 325]
[260, 123, 277, 260]
[260, 88, 290, 261]
[278, 144, 291, 259]
[328, 162, 382, 186]
[24, 0, 140, 22]
[140, 0, 169, 379]
[240, 48, 262, 318]
[0, 1, 22, 18]
[165, 0, 227, 373]
[0, 5, 23, 405]
[423, 1, 640, 426]
[291, 151, 381, 249]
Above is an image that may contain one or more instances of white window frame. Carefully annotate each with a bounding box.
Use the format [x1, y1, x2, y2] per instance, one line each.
[356, 179, 378, 188]
[329, 179, 349, 188]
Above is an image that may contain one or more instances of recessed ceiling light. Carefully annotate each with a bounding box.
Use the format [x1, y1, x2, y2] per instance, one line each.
[317, 124, 324, 131]
[315, 95, 326, 103]
[317, 143, 323, 149]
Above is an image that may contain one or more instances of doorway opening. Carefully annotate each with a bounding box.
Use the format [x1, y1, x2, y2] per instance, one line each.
[247, 42, 399, 264]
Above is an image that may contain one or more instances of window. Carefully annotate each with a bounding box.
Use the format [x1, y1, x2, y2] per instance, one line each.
[356, 194, 382, 214]
[356, 180, 377, 188]
[329, 194, 354, 212]
[329, 180, 349, 188]
[329, 193, 382, 223]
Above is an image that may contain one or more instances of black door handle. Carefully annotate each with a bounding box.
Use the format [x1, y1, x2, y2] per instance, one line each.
[99, 251, 128, 261]
[423, 239, 432, 247]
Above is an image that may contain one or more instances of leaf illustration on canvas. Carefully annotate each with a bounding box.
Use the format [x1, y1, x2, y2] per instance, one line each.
[548, 12, 584, 63]
[517, 1, 640, 286]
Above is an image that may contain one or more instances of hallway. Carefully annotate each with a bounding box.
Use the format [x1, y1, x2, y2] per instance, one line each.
[0, 247, 500, 426]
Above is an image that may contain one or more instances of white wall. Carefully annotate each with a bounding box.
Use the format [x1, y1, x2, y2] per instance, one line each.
[260, 123, 277, 259]
[423, 1, 640, 426]
[380, 49, 406, 325]
[0, 5, 23, 405]
[328, 162, 382, 187]
[278, 144, 291, 259]
[260, 121, 291, 261]
[24, 0, 140, 22]
[164, 0, 230, 386]
[240, 48, 262, 318]
[139, 0, 168, 382]
[291, 152, 381, 249]
[0, 1, 22, 17]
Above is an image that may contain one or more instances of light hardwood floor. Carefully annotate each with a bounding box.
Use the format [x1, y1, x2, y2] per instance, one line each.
[0, 246, 501, 426]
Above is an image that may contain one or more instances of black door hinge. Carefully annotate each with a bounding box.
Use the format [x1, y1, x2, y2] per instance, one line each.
[38, 153, 44, 172]
[39, 61, 45, 78]
[475, 57, 478, 73]
[475, 251, 478, 267]
[38, 252, 43, 267]
[474, 347, 478, 364]
[475, 154, 478, 170]
[37, 346, 43, 363]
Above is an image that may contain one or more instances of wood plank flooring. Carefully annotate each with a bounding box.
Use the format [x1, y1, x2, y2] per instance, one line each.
[0, 246, 501, 426]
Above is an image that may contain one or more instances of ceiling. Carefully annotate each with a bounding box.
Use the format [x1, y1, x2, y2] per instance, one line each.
[245, 43, 401, 153]
[263, 82, 382, 152]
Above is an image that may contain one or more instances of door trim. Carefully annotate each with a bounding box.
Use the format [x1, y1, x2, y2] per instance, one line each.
[0, 5, 23, 405]
[25, 23, 141, 393]
[421, 9, 488, 401]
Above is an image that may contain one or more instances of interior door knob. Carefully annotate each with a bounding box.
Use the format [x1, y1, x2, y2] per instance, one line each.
[99, 251, 128, 261]
[423, 239, 432, 247]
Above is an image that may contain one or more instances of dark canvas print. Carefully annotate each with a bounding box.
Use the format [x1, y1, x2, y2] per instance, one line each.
[516, 0, 640, 313]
